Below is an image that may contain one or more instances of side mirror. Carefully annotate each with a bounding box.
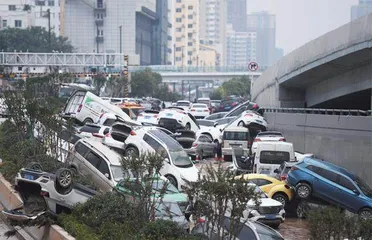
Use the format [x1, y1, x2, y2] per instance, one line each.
[273, 169, 280, 174]
[214, 122, 218, 127]
[104, 173, 110, 179]
[164, 158, 170, 164]
[353, 189, 360, 195]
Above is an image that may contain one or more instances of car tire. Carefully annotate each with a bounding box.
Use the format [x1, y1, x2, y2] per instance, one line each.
[124, 146, 139, 160]
[199, 150, 204, 160]
[26, 162, 43, 172]
[295, 182, 312, 199]
[55, 168, 73, 195]
[272, 193, 288, 207]
[359, 208, 372, 220]
[238, 121, 245, 127]
[83, 118, 93, 124]
[69, 166, 78, 176]
[166, 175, 178, 189]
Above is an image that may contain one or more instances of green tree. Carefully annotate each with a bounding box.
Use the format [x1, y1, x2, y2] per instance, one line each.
[209, 88, 224, 100]
[209, 76, 251, 100]
[0, 27, 73, 52]
[93, 73, 107, 96]
[131, 68, 162, 97]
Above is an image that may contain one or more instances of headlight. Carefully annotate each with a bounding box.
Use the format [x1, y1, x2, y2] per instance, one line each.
[247, 205, 259, 211]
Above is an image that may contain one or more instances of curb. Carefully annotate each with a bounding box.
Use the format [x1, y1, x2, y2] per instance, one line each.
[0, 174, 75, 240]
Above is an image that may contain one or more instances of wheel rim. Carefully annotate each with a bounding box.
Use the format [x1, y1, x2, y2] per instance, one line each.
[59, 170, 72, 188]
[297, 186, 310, 198]
[167, 176, 177, 187]
[360, 210, 372, 220]
[274, 195, 286, 206]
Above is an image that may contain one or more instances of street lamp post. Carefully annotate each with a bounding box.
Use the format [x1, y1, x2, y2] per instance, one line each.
[119, 25, 122, 54]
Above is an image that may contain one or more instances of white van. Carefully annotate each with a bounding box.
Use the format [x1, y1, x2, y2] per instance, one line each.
[252, 142, 295, 176]
[222, 127, 251, 161]
[62, 90, 134, 125]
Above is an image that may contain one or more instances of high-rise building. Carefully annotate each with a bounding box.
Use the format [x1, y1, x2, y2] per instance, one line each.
[226, 0, 246, 32]
[152, 0, 171, 65]
[274, 47, 284, 63]
[247, 11, 276, 68]
[0, 0, 60, 36]
[199, 0, 226, 65]
[351, 0, 372, 21]
[63, 0, 169, 65]
[173, 0, 199, 66]
[226, 24, 256, 66]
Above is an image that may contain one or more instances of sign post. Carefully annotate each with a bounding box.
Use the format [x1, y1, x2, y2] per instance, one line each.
[248, 62, 259, 71]
[123, 55, 129, 97]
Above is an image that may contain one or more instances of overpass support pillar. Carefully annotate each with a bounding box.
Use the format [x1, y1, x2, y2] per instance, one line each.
[279, 85, 306, 108]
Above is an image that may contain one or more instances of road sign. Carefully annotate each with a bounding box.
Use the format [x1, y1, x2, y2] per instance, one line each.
[248, 62, 259, 71]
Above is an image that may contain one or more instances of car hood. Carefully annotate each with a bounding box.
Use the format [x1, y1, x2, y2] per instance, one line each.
[178, 165, 199, 182]
[247, 198, 283, 208]
[163, 193, 189, 202]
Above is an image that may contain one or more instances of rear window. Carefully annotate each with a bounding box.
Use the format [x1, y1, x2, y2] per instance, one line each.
[103, 118, 116, 126]
[259, 151, 290, 164]
[79, 125, 100, 133]
[223, 131, 249, 141]
[192, 104, 207, 108]
[197, 100, 210, 105]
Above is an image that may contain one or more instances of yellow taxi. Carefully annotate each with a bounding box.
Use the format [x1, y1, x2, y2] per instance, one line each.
[119, 102, 145, 120]
[237, 174, 294, 206]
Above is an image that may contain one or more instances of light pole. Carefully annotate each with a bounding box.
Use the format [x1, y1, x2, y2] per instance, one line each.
[119, 25, 122, 54]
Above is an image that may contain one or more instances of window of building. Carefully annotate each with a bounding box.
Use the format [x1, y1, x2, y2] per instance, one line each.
[187, 51, 192, 55]
[35, 0, 45, 6]
[188, 15, 193, 19]
[188, 5, 193, 10]
[188, 42, 193, 46]
[176, 47, 181, 51]
[48, 0, 55, 6]
[100, 30, 103, 36]
[176, 37, 182, 42]
[188, 33, 193, 38]
[176, 8, 182, 12]
[8, 5, 16, 11]
[14, 20, 22, 28]
[2, 20, 7, 28]
[176, 57, 182, 61]
[187, 60, 192, 65]
[187, 24, 193, 28]
[176, 18, 182, 23]
[176, 0, 181, 2]
[176, 27, 182, 32]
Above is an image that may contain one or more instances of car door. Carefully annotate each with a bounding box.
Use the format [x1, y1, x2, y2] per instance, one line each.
[198, 135, 213, 156]
[204, 135, 215, 156]
[335, 175, 364, 212]
[83, 151, 103, 189]
[313, 168, 340, 204]
[96, 158, 113, 191]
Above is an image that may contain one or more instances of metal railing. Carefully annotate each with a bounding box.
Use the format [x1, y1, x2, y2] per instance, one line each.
[263, 108, 372, 116]
[127, 65, 267, 73]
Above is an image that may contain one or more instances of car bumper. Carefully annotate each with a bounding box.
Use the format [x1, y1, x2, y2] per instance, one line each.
[102, 137, 125, 150]
[248, 209, 286, 224]
[184, 148, 197, 156]
[191, 112, 209, 118]
[222, 148, 249, 156]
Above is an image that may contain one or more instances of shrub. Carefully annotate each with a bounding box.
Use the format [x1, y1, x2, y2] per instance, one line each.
[138, 220, 186, 240]
[59, 214, 99, 240]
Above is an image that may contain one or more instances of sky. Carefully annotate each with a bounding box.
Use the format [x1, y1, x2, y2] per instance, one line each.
[246, 0, 359, 54]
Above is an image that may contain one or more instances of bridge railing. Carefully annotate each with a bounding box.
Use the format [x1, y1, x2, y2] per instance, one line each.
[263, 108, 372, 116]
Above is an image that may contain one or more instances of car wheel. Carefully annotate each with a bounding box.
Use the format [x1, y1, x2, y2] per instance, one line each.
[199, 150, 204, 160]
[125, 146, 139, 160]
[83, 118, 93, 124]
[359, 208, 372, 220]
[269, 223, 280, 229]
[296, 201, 309, 219]
[166, 175, 178, 189]
[185, 123, 191, 130]
[238, 121, 245, 127]
[273, 193, 288, 207]
[295, 182, 312, 199]
[26, 162, 43, 172]
[69, 166, 78, 176]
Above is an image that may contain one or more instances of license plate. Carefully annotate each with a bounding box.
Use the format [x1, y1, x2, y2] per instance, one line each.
[265, 214, 276, 219]
[24, 174, 34, 180]
[166, 113, 173, 117]
[197, 110, 202, 112]
[145, 116, 151, 119]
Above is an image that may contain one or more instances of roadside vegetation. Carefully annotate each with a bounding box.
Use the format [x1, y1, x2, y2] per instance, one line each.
[209, 76, 251, 100]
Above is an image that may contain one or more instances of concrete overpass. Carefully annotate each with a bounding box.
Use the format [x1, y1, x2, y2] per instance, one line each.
[252, 14, 372, 110]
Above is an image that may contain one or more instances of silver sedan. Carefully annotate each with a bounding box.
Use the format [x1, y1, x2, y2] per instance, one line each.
[185, 134, 215, 159]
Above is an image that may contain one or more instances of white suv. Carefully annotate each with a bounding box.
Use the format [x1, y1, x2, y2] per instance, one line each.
[103, 124, 199, 190]
[68, 139, 131, 192]
[157, 107, 199, 132]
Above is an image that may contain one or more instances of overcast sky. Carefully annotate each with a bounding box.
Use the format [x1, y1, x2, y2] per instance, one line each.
[246, 0, 359, 54]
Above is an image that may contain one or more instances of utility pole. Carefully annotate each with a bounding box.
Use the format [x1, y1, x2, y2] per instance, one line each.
[119, 25, 122, 53]
[123, 55, 129, 97]
[46, 9, 51, 52]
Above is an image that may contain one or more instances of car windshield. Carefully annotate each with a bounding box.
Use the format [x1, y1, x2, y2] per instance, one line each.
[223, 131, 248, 141]
[197, 120, 215, 127]
[354, 176, 372, 197]
[154, 201, 183, 218]
[152, 179, 179, 194]
[176, 102, 190, 106]
[259, 151, 290, 164]
[192, 104, 207, 108]
[252, 221, 284, 240]
[149, 129, 183, 151]
[216, 118, 234, 125]
[169, 150, 193, 168]
[197, 100, 210, 105]
[255, 186, 267, 198]
[130, 108, 144, 120]
[111, 165, 131, 182]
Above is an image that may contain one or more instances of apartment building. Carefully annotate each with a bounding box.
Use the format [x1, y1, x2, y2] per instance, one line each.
[199, 0, 226, 65]
[173, 0, 199, 66]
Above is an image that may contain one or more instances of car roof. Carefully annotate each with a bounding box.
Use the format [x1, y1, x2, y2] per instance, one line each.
[257, 131, 282, 136]
[224, 127, 249, 132]
[192, 103, 208, 107]
[81, 139, 122, 165]
[241, 174, 280, 183]
[177, 100, 190, 103]
[197, 98, 210, 100]
[304, 157, 355, 179]
[255, 141, 293, 147]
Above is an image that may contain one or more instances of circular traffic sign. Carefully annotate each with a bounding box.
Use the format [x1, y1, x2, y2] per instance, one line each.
[248, 62, 259, 71]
